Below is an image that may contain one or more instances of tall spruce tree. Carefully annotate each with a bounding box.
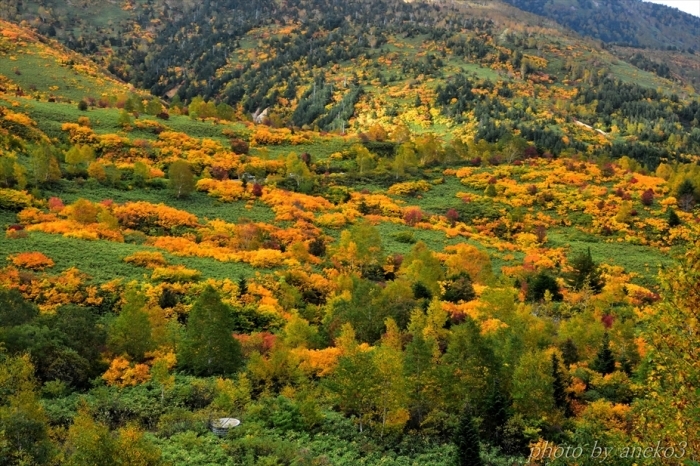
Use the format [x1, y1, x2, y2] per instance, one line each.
[566, 248, 604, 293]
[591, 332, 616, 375]
[178, 286, 243, 376]
[551, 353, 570, 416]
[560, 338, 579, 367]
[454, 404, 483, 466]
[481, 382, 510, 449]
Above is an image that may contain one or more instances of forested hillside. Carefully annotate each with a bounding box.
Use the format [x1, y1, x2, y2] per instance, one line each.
[3, 0, 700, 169]
[501, 0, 700, 50]
[1, 2, 700, 465]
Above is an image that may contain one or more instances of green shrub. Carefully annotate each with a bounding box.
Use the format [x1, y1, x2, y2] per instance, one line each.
[391, 231, 417, 244]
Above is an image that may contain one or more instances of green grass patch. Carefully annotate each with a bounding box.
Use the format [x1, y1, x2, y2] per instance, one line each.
[0, 46, 124, 102]
[44, 181, 276, 225]
[1, 231, 256, 283]
[11, 99, 249, 144]
[547, 228, 676, 286]
[399, 177, 465, 214]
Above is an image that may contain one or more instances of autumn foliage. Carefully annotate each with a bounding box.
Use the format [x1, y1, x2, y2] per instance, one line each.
[8, 252, 55, 270]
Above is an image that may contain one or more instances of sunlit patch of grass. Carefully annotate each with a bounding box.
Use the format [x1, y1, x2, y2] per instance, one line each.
[547, 228, 676, 286]
[1, 231, 256, 283]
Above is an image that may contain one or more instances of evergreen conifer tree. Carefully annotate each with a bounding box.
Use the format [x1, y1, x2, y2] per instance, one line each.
[566, 248, 604, 293]
[481, 383, 510, 449]
[668, 208, 681, 227]
[454, 404, 483, 466]
[560, 338, 579, 367]
[237, 276, 248, 297]
[442, 272, 476, 303]
[551, 353, 570, 416]
[178, 286, 243, 376]
[527, 271, 563, 302]
[676, 179, 696, 212]
[591, 332, 616, 375]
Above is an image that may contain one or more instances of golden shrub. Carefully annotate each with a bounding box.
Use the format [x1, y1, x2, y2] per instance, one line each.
[8, 251, 54, 270]
[123, 251, 169, 268]
[151, 265, 202, 283]
[113, 201, 199, 231]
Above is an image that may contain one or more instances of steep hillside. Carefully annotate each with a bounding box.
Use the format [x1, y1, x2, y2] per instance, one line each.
[2, 51, 700, 464]
[1, 7, 700, 466]
[2, 1, 700, 170]
[612, 45, 700, 86]
[501, 0, 700, 50]
[0, 19, 134, 102]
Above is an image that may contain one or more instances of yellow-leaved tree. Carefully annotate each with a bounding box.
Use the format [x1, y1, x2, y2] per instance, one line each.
[633, 246, 700, 463]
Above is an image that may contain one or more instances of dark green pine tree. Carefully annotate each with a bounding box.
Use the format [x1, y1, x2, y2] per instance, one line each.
[481, 383, 510, 449]
[591, 332, 616, 376]
[560, 338, 579, 367]
[358, 199, 370, 215]
[454, 404, 483, 466]
[527, 271, 563, 302]
[551, 353, 571, 417]
[618, 351, 634, 377]
[237, 276, 248, 298]
[178, 286, 243, 377]
[676, 179, 696, 212]
[566, 248, 604, 293]
[668, 208, 681, 227]
[677, 180, 696, 197]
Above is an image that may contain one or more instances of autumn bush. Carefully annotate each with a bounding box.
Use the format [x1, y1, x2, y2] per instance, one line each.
[251, 127, 288, 146]
[5, 227, 28, 239]
[123, 251, 169, 268]
[47, 197, 65, 212]
[446, 208, 460, 226]
[237, 249, 285, 268]
[114, 201, 199, 232]
[151, 266, 202, 283]
[16, 207, 56, 226]
[196, 178, 247, 202]
[230, 138, 250, 154]
[70, 198, 100, 224]
[0, 189, 33, 211]
[102, 357, 151, 387]
[9, 252, 55, 270]
[61, 122, 98, 145]
[403, 207, 424, 226]
[388, 180, 431, 196]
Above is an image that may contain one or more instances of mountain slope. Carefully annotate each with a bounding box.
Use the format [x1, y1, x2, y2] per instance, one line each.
[501, 0, 700, 50]
[2, 1, 699, 169]
[1, 4, 700, 466]
[0, 19, 133, 103]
